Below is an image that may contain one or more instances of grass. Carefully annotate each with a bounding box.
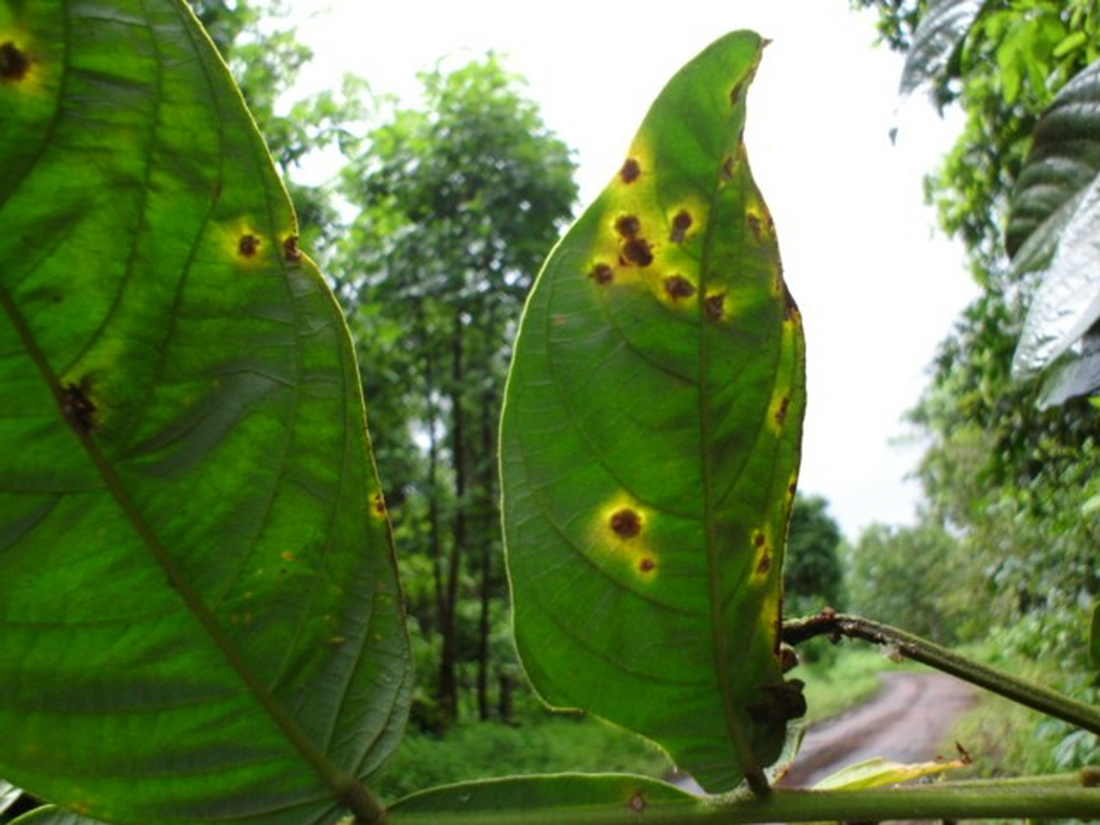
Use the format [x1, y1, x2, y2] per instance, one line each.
[372, 646, 893, 803]
[371, 712, 672, 803]
[943, 639, 1084, 781]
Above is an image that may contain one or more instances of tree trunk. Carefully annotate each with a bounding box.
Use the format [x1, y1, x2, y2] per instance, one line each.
[438, 313, 466, 724]
[476, 384, 496, 721]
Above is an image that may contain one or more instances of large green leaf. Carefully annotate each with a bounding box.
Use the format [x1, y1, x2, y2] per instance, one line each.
[387, 774, 697, 825]
[0, 3, 409, 825]
[500, 31, 806, 794]
[897, 0, 984, 101]
[1006, 58, 1100, 403]
[0, 780, 19, 816]
[1007, 60, 1100, 266]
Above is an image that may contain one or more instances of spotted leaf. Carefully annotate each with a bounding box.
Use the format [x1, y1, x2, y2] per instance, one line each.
[501, 31, 806, 793]
[0, 2, 409, 824]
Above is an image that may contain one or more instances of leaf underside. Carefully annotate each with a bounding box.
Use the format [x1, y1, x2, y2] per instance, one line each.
[387, 774, 697, 825]
[1008, 57, 1100, 395]
[0, 3, 409, 825]
[501, 31, 806, 793]
[897, 0, 983, 101]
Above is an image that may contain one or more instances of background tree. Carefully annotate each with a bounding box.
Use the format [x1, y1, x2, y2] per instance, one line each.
[848, 522, 974, 644]
[783, 495, 846, 664]
[337, 58, 577, 724]
[784, 495, 845, 618]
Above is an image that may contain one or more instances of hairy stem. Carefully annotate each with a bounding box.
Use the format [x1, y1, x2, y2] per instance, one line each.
[782, 611, 1100, 735]
[388, 771, 1100, 824]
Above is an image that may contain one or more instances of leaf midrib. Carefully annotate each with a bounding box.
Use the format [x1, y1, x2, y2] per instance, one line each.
[696, 133, 766, 793]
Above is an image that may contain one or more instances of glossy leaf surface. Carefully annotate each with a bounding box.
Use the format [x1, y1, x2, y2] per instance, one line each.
[1007, 58, 1100, 399]
[0, 781, 19, 816]
[388, 774, 696, 825]
[897, 0, 983, 101]
[501, 31, 806, 793]
[10, 807, 104, 825]
[0, 2, 409, 824]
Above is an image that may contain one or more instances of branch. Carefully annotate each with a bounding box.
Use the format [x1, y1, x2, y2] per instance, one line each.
[782, 611, 1100, 735]
[387, 771, 1100, 824]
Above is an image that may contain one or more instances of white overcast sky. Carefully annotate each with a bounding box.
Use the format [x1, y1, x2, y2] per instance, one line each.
[281, 0, 979, 541]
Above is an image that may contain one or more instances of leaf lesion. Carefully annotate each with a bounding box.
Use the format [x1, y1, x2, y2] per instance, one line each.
[0, 41, 30, 81]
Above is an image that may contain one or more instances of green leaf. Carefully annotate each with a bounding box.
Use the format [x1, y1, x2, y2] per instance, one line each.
[0, 3, 410, 825]
[1054, 30, 1088, 59]
[1090, 602, 1100, 670]
[897, 0, 984, 100]
[810, 755, 968, 791]
[10, 806, 101, 825]
[1034, 329, 1100, 409]
[1007, 58, 1100, 391]
[387, 774, 697, 825]
[0, 780, 20, 816]
[500, 31, 806, 794]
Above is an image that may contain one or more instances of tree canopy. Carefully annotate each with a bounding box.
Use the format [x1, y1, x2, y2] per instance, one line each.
[337, 56, 578, 723]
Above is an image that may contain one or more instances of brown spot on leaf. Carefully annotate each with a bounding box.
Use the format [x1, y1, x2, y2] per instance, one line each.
[669, 210, 693, 243]
[704, 292, 725, 320]
[663, 275, 695, 301]
[627, 790, 646, 812]
[61, 379, 97, 434]
[747, 213, 763, 242]
[721, 156, 735, 180]
[748, 680, 807, 725]
[589, 263, 614, 285]
[782, 282, 799, 320]
[0, 42, 29, 81]
[622, 237, 653, 267]
[238, 233, 260, 257]
[371, 493, 387, 518]
[610, 508, 642, 539]
[775, 396, 790, 426]
[620, 158, 641, 184]
[283, 234, 302, 263]
[615, 214, 640, 238]
[756, 550, 771, 574]
[638, 558, 656, 573]
[730, 80, 744, 105]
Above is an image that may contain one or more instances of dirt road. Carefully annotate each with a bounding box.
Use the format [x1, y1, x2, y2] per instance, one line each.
[780, 671, 976, 788]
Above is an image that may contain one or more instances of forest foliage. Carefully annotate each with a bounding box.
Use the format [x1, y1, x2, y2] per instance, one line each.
[852, 0, 1100, 773]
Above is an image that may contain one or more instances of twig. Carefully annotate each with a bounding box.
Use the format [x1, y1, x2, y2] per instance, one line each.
[782, 611, 1100, 735]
